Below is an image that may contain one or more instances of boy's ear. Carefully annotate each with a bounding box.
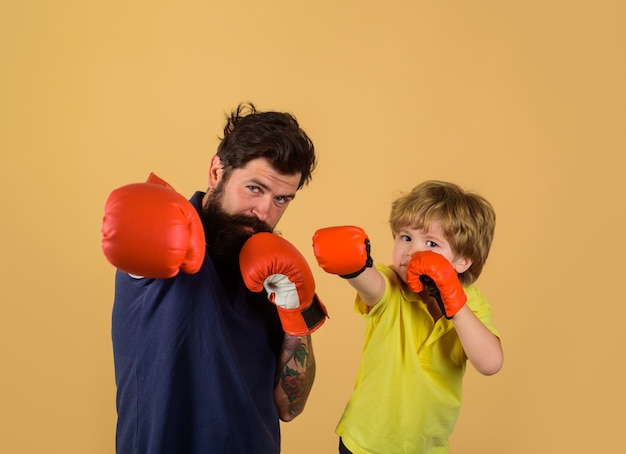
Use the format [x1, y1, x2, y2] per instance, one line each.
[453, 256, 473, 274]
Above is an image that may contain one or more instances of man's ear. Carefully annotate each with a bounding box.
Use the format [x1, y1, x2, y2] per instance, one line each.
[454, 256, 473, 274]
[208, 155, 224, 188]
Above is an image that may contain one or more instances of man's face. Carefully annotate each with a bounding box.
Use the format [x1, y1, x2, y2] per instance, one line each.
[201, 157, 302, 262]
[211, 157, 302, 228]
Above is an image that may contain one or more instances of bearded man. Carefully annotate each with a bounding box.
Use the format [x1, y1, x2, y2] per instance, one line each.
[102, 103, 327, 454]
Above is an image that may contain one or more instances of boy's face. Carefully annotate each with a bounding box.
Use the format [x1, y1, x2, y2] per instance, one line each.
[392, 220, 472, 282]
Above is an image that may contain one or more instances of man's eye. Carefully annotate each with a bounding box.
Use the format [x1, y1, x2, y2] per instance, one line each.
[274, 196, 294, 206]
[247, 186, 260, 193]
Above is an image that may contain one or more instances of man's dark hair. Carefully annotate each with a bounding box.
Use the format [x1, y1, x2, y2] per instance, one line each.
[216, 102, 317, 189]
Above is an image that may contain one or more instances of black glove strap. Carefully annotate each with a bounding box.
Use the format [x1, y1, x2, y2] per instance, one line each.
[301, 294, 328, 331]
[419, 275, 453, 320]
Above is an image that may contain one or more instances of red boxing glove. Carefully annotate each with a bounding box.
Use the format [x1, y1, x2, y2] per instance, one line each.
[312, 226, 373, 278]
[406, 251, 467, 319]
[101, 173, 205, 278]
[240, 232, 328, 336]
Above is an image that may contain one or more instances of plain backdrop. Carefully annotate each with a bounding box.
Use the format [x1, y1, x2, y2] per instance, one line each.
[2, 1, 625, 453]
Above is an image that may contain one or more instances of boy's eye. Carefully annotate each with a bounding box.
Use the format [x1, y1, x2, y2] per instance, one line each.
[401, 235, 411, 242]
[426, 240, 438, 248]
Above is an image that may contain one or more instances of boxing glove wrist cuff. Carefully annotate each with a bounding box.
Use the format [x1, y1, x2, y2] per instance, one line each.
[302, 294, 328, 331]
[277, 294, 329, 336]
[338, 256, 373, 279]
[419, 275, 460, 320]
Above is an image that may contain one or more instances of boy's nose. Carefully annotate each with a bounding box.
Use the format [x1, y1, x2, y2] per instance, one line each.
[407, 245, 427, 257]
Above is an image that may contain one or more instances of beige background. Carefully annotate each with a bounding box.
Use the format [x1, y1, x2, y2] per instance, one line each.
[2, 1, 625, 453]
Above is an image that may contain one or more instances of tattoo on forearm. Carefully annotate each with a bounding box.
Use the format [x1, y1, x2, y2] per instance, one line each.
[277, 335, 315, 417]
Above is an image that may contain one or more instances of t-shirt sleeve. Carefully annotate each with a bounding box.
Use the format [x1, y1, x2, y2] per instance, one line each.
[464, 285, 500, 339]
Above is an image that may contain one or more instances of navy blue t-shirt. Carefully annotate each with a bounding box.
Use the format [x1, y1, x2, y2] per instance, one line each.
[112, 192, 284, 453]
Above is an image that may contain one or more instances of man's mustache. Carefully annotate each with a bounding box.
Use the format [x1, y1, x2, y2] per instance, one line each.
[226, 214, 273, 234]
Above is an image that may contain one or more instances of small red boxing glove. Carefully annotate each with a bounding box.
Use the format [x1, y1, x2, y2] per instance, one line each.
[240, 232, 328, 336]
[101, 173, 205, 278]
[312, 226, 373, 278]
[406, 251, 467, 319]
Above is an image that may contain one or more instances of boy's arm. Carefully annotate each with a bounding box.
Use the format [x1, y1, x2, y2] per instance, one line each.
[312, 226, 386, 306]
[451, 306, 503, 375]
[407, 251, 503, 375]
[344, 266, 386, 307]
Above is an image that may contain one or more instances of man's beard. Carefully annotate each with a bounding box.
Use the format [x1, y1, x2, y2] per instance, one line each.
[200, 183, 273, 282]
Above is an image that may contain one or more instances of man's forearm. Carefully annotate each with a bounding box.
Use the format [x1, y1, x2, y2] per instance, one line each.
[274, 334, 316, 421]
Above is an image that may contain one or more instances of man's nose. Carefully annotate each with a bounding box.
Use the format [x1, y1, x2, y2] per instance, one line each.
[251, 198, 272, 222]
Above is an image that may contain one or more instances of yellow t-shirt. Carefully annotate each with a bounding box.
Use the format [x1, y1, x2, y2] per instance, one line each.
[336, 264, 499, 454]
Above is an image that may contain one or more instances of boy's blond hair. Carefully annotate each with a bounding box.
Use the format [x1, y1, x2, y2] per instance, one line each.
[389, 180, 496, 285]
